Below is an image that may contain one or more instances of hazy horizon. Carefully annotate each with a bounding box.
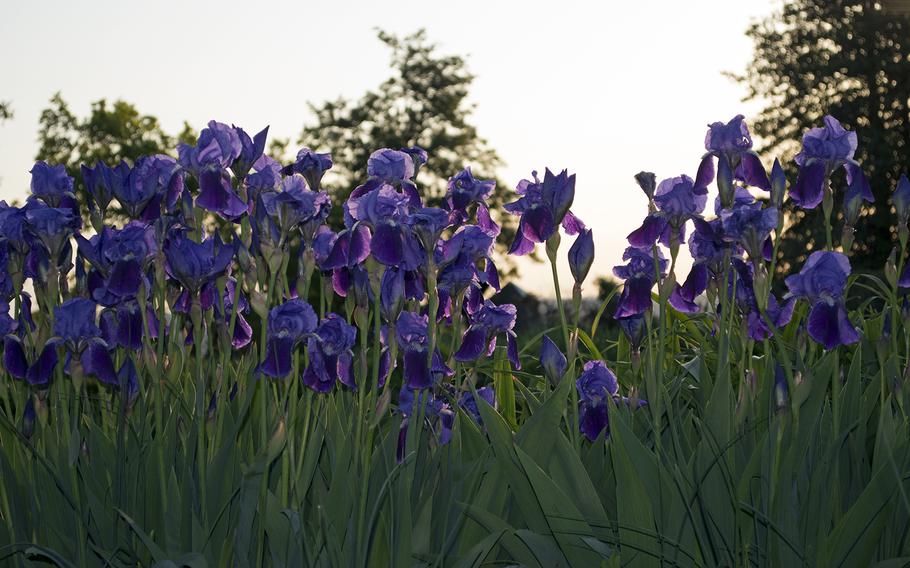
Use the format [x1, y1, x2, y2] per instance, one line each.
[0, 0, 777, 297]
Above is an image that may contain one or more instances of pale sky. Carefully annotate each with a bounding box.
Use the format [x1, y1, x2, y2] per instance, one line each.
[0, 0, 777, 296]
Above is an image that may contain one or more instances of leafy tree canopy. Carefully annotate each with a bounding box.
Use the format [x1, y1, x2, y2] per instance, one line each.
[736, 0, 910, 274]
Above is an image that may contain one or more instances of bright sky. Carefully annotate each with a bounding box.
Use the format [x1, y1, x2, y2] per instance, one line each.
[0, 0, 776, 297]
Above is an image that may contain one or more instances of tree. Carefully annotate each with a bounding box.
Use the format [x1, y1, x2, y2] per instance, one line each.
[299, 29, 518, 263]
[735, 1, 910, 274]
[0, 101, 11, 123]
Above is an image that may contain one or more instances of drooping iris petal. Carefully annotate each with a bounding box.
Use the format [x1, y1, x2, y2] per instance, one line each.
[579, 400, 609, 441]
[3, 336, 28, 379]
[789, 161, 827, 209]
[669, 264, 709, 313]
[196, 169, 247, 219]
[81, 339, 117, 386]
[737, 152, 770, 191]
[260, 337, 296, 378]
[26, 341, 59, 386]
[403, 349, 433, 390]
[615, 276, 655, 319]
[453, 327, 487, 362]
[371, 222, 405, 266]
[806, 301, 860, 350]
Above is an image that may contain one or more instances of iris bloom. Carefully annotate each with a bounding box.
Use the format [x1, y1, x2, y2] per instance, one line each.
[695, 115, 770, 194]
[346, 185, 422, 268]
[53, 298, 117, 386]
[790, 116, 873, 210]
[459, 387, 495, 426]
[613, 246, 668, 319]
[303, 314, 357, 392]
[164, 232, 234, 295]
[283, 148, 333, 191]
[76, 221, 157, 303]
[576, 361, 618, 440]
[29, 161, 75, 208]
[628, 175, 707, 248]
[446, 168, 498, 234]
[454, 301, 520, 369]
[784, 251, 860, 348]
[260, 299, 318, 378]
[396, 311, 452, 390]
[505, 168, 584, 255]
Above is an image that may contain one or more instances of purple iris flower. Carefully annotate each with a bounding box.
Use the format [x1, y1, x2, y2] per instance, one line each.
[613, 246, 668, 319]
[260, 299, 318, 378]
[0, 201, 35, 254]
[396, 311, 453, 390]
[790, 116, 873, 210]
[302, 314, 357, 392]
[77, 221, 157, 302]
[728, 260, 795, 340]
[99, 301, 156, 351]
[178, 120, 242, 172]
[3, 335, 60, 386]
[380, 267, 406, 322]
[260, 175, 332, 242]
[108, 156, 185, 220]
[576, 361, 618, 441]
[407, 207, 450, 253]
[247, 156, 283, 195]
[784, 251, 860, 349]
[454, 301, 520, 369]
[0, 300, 15, 336]
[164, 231, 234, 294]
[214, 279, 253, 349]
[283, 148, 333, 191]
[628, 175, 707, 247]
[459, 386, 495, 426]
[346, 184, 421, 267]
[25, 202, 80, 258]
[720, 204, 778, 261]
[29, 161, 75, 208]
[400, 146, 428, 172]
[178, 121, 247, 219]
[446, 168, 498, 231]
[81, 163, 114, 215]
[396, 387, 455, 460]
[437, 225, 499, 294]
[505, 168, 584, 255]
[696, 115, 770, 196]
[52, 298, 117, 385]
[893, 174, 910, 225]
[668, 264, 709, 313]
[232, 125, 269, 179]
[349, 148, 421, 207]
[689, 217, 742, 274]
[568, 229, 595, 285]
[539, 335, 567, 385]
[54, 298, 100, 343]
[368, 148, 415, 183]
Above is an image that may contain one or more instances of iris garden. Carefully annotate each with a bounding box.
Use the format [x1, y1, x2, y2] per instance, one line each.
[0, 115, 909, 566]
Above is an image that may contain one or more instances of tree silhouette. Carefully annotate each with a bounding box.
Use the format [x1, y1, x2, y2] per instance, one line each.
[735, 0, 910, 274]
